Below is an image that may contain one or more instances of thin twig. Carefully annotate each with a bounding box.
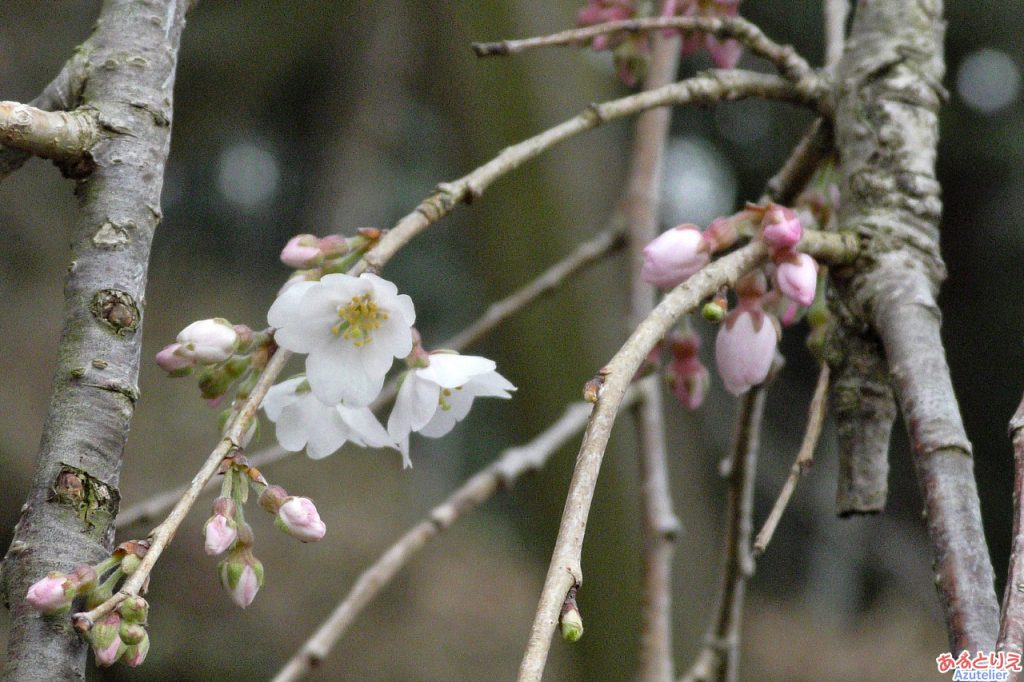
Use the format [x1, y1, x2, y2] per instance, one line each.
[753, 365, 830, 556]
[270, 381, 649, 682]
[622, 22, 681, 682]
[824, 0, 850, 69]
[0, 101, 98, 165]
[516, 230, 855, 682]
[997, 395, 1024, 665]
[72, 348, 293, 629]
[471, 16, 814, 83]
[361, 69, 826, 277]
[762, 118, 834, 205]
[114, 226, 626, 529]
[679, 386, 765, 682]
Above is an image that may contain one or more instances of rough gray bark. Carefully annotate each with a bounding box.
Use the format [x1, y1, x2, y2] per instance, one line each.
[832, 0, 999, 652]
[0, 1, 187, 679]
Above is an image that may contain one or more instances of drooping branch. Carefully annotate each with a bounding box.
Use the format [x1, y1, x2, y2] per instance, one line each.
[832, 0, 999, 652]
[620, 25, 681, 682]
[270, 382, 649, 682]
[998, 395, 1024, 661]
[0, 101, 98, 169]
[360, 69, 826, 276]
[0, 1, 189, 678]
[516, 230, 856, 682]
[114, 226, 626, 530]
[679, 385, 765, 682]
[753, 365, 830, 555]
[471, 15, 815, 83]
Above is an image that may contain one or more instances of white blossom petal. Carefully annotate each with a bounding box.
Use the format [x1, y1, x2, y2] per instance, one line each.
[419, 354, 496, 388]
[262, 377, 305, 421]
[337, 406, 394, 449]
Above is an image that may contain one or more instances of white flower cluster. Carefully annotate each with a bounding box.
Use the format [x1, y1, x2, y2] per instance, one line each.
[263, 273, 514, 467]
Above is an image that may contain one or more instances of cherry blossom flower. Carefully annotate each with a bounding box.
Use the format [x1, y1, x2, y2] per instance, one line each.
[262, 376, 395, 458]
[715, 302, 778, 395]
[641, 224, 711, 288]
[268, 273, 416, 406]
[387, 353, 516, 467]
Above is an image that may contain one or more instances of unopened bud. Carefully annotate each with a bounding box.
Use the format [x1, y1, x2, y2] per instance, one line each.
[120, 553, 141, 576]
[275, 496, 326, 543]
[90, 613, 124, 667]
[280, 234, 323, 269]
[25, 573, 74, 614]
[218, 547, 264, 609]
[121, 631, 150, 667]
[119, 596, 149, 625]
[177, 318, 239, 364]
[155, 343, 194, 375]
[258, 485, 289, 515]
[702, 301, 726, 323]
[317, 234, 349, 258]
[560, 598, 584, 642]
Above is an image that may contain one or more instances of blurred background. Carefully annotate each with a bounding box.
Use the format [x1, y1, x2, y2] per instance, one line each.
[0, 1, 1021, 680]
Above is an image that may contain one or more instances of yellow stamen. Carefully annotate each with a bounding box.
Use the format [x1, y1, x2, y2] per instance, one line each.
[333, 294, 388, 347]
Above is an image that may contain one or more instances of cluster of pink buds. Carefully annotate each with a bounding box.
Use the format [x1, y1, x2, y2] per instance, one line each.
[202, 456, 325, 609]
[641, 201, 822, 397]
[25, 541, 153, 668]
[577, 0, 744, 85]
[279, 227, 382, 284]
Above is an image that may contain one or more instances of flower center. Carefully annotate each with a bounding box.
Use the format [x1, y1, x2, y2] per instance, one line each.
[332, 294, 388, 346]
[437, 386, 463, 411]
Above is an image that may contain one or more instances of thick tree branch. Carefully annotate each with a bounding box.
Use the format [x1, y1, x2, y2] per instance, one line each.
[833, 0, 999, 652]
[679, 386, 765, 682]
[998, 396, 1024, 663]
[621, 26, 681, 682]
[0, 101, 98, 168]
[472, 16, 815, 83]
[271, 383, 648, 682]
[0, 1, 188, 679]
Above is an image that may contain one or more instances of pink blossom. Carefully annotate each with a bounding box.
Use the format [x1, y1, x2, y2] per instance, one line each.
[774, 252, 818, 306]
[760, 204, 803, 250]
[25, 573, 72, 613]
[93, 637, 124, 667]
[276, 497, 327, 543]
[203, 514, 237, 556]
[715, 305, 778, 395]
[90, 613, 124, 667]
[280, 234, 322, 269]
[154, 343, 194, 373]
[641, 224, 710, 289]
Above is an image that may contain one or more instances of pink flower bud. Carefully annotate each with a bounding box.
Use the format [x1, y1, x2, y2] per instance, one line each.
[641, 225, 710, 289]
[773, 252, 818, 306]
[121, 632, 150, 667]
[668, 356, 710, 410]
[25, 573, 73, 613]
[715, 306, 778, 395]
[707, 37, 742, 69]
[203, 514, 237, 556]
[219, 548, 264, 609]
[154, 343, 194, 374]
[176, 318, 238, 364]
[280, 234, 322, 269]
[275, 496, 327, 543]
[760, 204, 803, 250]
[317, 234, 349, 259]
[90, 613, 125, 667]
